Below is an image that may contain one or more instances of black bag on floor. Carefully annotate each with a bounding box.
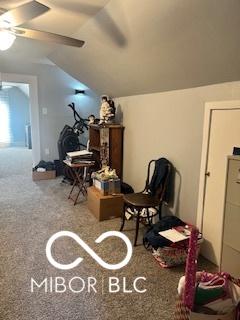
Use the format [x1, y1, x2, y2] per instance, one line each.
[143, 216, 185, 249]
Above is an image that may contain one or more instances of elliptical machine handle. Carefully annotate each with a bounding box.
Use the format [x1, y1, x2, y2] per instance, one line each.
[68, 102, 89, 134]
[68, 102, 80, 122]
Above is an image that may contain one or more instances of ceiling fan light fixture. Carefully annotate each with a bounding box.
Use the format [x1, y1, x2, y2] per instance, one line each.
[0, 30, 16, 51]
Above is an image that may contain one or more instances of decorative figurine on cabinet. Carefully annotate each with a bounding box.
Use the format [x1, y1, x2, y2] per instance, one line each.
[99, 95, 116, 124]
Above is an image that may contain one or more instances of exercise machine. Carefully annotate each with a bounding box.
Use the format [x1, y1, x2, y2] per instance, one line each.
[58, 103, 88, 180]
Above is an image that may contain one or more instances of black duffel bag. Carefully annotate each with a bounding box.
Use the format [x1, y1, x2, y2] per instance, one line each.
[143, 216, 185, 249]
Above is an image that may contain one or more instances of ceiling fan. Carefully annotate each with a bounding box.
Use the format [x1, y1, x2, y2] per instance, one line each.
[0, 0, 85, 51]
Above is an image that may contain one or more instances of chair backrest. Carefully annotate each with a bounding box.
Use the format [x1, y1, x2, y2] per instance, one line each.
[144, 158, 172, 204]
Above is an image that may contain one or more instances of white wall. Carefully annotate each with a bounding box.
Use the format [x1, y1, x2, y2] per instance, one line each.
[115, 81, 240, 224]
[0, 61, 100, 162]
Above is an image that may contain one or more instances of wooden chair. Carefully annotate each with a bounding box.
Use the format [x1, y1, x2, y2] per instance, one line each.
[120, 159, 171, 246]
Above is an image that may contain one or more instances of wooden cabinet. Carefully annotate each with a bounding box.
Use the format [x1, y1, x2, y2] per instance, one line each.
[89, 124, 124, 178]
[221, 156, 240, 277]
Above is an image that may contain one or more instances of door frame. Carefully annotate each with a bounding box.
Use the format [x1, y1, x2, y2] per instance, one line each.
[1, 72, 40, 166]
[196, 100, 240, 231]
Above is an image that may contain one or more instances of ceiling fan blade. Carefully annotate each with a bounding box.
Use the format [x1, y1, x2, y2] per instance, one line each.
[15, 27, 85, 47]
[0, 1, 49, 27]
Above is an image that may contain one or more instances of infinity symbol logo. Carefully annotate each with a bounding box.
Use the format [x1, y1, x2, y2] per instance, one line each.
[46, 231, 133, 270]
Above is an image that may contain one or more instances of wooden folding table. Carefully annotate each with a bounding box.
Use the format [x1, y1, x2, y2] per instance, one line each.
[63, 160, 94, 205]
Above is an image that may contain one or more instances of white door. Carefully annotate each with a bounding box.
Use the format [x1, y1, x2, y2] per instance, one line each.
[202, 108, 240, 265]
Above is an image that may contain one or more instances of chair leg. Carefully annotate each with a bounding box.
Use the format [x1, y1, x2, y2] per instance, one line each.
[134, 209, 140, 246]
[120, 203, 126, 231]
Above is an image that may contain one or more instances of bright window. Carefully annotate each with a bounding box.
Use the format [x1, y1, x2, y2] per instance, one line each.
[0, 91, 11, 144]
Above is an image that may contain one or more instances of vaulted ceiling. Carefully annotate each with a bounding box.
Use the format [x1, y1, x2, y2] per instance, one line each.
[1, 0, 240, 97]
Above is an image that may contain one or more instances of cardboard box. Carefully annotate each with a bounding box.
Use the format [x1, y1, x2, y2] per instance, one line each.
[87, 186, 123, 221]
[32, 170, 56, 181]
[93, 178, 121, 196]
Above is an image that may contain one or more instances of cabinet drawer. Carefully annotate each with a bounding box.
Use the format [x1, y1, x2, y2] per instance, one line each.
[221, 243, 240, 278]
[224, 202, 240, 250]
[226, 159, 240, 206]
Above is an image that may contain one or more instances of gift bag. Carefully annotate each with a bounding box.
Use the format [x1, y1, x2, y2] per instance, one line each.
[174, 228, 240, 320]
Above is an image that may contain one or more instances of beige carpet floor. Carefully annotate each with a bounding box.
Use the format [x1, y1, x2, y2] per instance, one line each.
[0, 148, 216, 320]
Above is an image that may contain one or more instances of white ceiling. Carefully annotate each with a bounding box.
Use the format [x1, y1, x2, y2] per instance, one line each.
[49, 0, 240, 97]
[1, 0, 240, 97]
[0, 0, 110, 63]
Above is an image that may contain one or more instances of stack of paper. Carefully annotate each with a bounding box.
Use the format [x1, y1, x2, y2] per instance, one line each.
[66, 150, 94, 164]
[158, 229, 189, 243]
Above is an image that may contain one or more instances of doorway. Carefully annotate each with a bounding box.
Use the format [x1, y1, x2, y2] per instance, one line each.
[0, 81, 32, 178]
[0, 73, 40, 166]
[197, 101, 240, 266]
